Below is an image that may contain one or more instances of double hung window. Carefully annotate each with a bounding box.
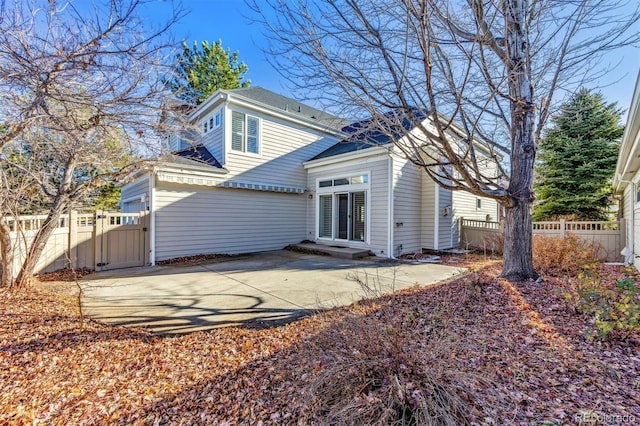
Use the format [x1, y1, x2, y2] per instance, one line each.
[231, 111, 259, 154]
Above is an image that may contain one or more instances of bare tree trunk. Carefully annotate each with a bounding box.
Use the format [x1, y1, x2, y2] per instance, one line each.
[502, 202, 537, 281]
[13, 201, 66, 287]
[0, 221, 14, 288]
[501, 0, 538, 281]
[13, 158, 75, 288]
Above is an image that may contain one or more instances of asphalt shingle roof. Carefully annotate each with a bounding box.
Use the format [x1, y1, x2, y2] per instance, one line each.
[310, 111, 425, 161]
[169, 144, 223, 169]
[227, 87, 349, 131]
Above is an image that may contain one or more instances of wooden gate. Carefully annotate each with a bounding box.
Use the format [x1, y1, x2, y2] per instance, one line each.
[94, 210, 149, 272]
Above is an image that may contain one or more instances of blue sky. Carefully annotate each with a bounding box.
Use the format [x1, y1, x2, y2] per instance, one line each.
[146, 0, 639, 117]
[147, 0, 289, 95]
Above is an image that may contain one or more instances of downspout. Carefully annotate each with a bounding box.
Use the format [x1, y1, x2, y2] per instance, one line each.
[433, 182, 439, 250]
[387, 155, 395, 259]
[149, 167, 157, 266]
[220, 93, 230, 167]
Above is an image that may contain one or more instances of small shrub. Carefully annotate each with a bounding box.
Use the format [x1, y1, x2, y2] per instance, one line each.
[533, 234, 599, 276]
[480, 233, 504, 256]
[301, 314, 475, 425]
[573, 269, 640, 339]
[347, 269, 396, 300]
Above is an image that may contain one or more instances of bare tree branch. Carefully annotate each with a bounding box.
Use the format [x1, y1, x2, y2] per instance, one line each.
[249, 0, 639, 280]
[0, 0, 185, 288]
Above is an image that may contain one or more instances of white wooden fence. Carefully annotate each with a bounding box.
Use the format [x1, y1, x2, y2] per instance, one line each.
[1, 210, 148, 278]
[460, 218, 625, 262]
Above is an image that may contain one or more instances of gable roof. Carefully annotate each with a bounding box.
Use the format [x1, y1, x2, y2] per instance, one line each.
[194, 86, 349, 132]
[310, 111, 424, 161]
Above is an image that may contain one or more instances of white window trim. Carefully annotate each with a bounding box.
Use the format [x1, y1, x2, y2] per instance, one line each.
[315, 171, 371, 245]
[213, 108, 222, 129]
[202, 108, 223, 135]
[228, 110, 261, 157]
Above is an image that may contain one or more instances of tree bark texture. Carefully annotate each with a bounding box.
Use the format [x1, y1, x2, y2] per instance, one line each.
[0, 221, 14, 288]
[502, 0, 538, 281]
[13, 158, 75, 288]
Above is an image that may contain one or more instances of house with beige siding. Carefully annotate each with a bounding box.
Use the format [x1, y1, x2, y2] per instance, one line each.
[121, 87, 499, 263]
[614, 72, 640, 270]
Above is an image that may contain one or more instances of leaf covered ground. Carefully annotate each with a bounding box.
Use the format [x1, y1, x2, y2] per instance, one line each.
[1, 257, 639, 425]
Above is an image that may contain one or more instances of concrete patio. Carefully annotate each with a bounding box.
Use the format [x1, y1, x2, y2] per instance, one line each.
[80, 250, 465, 334]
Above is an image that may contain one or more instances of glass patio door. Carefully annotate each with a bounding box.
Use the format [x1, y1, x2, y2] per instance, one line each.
[350, 191, 365, 242]
[334, 191, 365, 242]
[336, 193, 349, 239]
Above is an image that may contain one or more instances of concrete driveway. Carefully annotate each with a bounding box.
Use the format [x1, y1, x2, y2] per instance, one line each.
[81, 250, 465, 334]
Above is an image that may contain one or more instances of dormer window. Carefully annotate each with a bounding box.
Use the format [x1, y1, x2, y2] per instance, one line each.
[231, 111, 260, 154]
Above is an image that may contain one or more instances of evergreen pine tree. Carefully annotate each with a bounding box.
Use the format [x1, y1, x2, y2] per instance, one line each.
[165, 39, 250, 105]
[533, 89, 624, 221]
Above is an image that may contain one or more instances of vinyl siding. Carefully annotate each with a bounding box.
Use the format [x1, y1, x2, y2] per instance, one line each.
[121, 175, 149, 213]
[201, 118, 225, 165]
[153, 182, 307, 260]
[438, 187, 454, 249]
[392, 157, 422, 256]
[634, 208, 640, 271]
[629, 170, 640, 270]
[622, 180, 634, 258]
[224, 105, 338, 186]
[450, 191, 499, 247]
[306, 155, 390, 256]
[420, 174, 436, 249]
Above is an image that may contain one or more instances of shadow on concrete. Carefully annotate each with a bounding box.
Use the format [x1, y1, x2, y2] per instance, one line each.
[82, 293, 319, 335]
[80, 250, 465, 335]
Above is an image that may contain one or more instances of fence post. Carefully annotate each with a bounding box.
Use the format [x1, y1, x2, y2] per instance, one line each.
[68, 210, 78, 270]
[560, 219, 566, 238]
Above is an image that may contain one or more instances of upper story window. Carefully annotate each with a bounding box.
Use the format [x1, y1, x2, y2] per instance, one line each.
[202, 109, 222, 135]
[231, 111, 259, 154]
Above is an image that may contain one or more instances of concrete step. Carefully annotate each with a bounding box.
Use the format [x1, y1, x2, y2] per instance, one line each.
[290, 243, 371, 259]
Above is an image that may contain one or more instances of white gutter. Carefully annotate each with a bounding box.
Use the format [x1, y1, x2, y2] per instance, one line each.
[188, 92, 228, 121]
[149, 167, 157, 266]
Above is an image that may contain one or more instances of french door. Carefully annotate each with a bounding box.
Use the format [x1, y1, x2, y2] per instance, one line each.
[319, 191, 365, 242]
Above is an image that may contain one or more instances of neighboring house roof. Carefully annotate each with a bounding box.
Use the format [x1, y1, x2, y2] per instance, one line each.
[310, 111, 424, 161]
[614, 71, 640, 193]
[172, 144, 223, 168]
